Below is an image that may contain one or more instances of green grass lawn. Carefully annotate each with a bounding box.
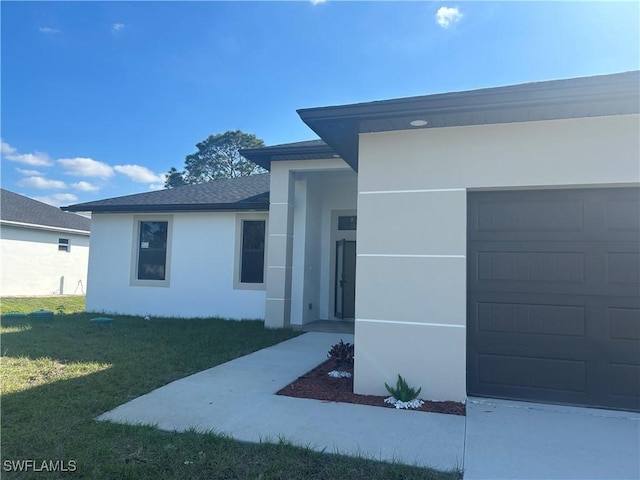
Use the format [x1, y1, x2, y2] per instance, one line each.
[1, 295, 86, 315]
[1, 297, 461, 479]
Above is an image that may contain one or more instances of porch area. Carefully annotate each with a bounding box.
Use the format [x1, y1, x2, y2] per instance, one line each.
[292, 319, 354, 334]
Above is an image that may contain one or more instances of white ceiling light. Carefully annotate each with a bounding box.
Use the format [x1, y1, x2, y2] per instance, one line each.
[409, 119, 428, 127]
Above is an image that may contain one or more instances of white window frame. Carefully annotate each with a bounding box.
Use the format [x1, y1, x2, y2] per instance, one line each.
[130, 215, 173, 287]
[234, 213, 268, 290]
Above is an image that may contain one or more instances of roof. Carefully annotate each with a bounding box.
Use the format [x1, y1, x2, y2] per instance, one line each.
[1, 189, 91, 233]
[297, 70, 640, 171]
[63, 173, 270, 213]
[240, 139, 337, 171]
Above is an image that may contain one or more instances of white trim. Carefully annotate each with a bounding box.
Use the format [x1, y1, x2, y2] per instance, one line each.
[0, 220, 90, 236]
[359, 188, 465, 195]
[269, 233, 291, 237]
[267, 265, 288, 269]
[270, 202, 290, 206]
[357, 318, 465, 328]
[357, 253, 465, 258]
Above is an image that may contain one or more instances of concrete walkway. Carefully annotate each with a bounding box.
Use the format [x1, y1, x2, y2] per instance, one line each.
[99, 333, 640, 478]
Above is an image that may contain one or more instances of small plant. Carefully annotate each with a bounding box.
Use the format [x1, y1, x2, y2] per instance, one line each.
[384, 374, 423, 408]
[327, 340, 354, 368]
[55, 304, 66, 315]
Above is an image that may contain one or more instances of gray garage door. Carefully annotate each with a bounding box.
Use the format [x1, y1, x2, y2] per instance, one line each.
[467, 187, 640, 411]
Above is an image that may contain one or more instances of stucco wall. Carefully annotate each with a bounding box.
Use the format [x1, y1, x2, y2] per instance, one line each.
[85, 212, 267, 318]
[354, 114, 640, 400]
[0, 225, 89, 296]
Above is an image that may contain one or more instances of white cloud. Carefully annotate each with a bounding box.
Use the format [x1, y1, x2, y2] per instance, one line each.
[1, 140, 16, 156]
[310, 0, 326, 4]
[39, 27, 60, 34]
[16, 167, 43, 176]
[436, 6, 463, 28]
[32, 193, 78, 207]
[58, 157, 114, 178]
[114, 164, 164, 184]
[18, 176, 68, 190]
[71, 181, 100, 192]
[1, 140, 53, 166]
[111, 23, 125, 33]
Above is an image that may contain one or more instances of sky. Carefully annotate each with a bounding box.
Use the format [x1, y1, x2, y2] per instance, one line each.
[1, 1, 638, 207]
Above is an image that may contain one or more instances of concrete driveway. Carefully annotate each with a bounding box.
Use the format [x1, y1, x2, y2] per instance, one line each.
[464, 398, 640, 479]
[98, 333, 640, 479]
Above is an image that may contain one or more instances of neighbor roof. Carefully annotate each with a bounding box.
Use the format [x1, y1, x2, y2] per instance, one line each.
[298, 70, 640, 171]
[62, 173, 270, 213]
[240, 139, 337, 171]
[1, 189, 91, 233]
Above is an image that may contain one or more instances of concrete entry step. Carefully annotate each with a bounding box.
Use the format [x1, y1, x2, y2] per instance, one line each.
[292, 320, 354, 334]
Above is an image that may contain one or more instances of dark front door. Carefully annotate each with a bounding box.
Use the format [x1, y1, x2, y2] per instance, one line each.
[467, 187, 640, 411]
[335, 240, 356, 319]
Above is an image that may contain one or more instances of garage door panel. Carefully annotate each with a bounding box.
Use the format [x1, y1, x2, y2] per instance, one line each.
[470, 241, 639, 297]
[468, 188, 640, 411]
[607, 198, 640, 232]
[476, 354, 587, 393]
[470, 188, 640, 243]
[607, 252, 640, 285]
[476, 301, 586, 337]
[609, 364, 640, 398]
[609, 307, 640, 340]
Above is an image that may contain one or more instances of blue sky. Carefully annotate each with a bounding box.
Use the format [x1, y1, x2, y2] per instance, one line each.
[1, 1, 638, 206]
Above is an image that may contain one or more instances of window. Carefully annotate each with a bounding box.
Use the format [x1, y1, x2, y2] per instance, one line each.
[133, 220, 170, 284]
[234, 214, 267, 290]
[240, 220, 266, 283]
[58, 238, 70, 252]
[338, 215, 357, 231]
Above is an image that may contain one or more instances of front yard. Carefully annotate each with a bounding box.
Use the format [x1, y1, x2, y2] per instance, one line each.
[0, 297, 460, 479]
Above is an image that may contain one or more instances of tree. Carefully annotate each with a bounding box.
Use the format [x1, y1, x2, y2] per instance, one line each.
[164, 130, 265, 188]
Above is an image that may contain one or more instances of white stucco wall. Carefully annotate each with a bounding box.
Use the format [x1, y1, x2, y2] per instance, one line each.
[354, 114, 640, 400]
[0, 225, 89, 296]
[85, 211, 267, 319]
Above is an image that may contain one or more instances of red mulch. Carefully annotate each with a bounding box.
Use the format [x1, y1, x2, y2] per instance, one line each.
[276, 359, 466, 416]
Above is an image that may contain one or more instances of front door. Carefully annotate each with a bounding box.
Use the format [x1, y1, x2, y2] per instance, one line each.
[335, 240, 356, 319]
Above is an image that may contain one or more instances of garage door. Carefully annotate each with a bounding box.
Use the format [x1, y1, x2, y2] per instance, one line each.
[467, 187, 640, 411]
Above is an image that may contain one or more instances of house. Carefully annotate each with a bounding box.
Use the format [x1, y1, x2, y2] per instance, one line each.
[65, 71, 640, 412]
[1, 189, 91, 296]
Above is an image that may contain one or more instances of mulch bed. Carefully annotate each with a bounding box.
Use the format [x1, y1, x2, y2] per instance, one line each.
[276, 359, 466, 416]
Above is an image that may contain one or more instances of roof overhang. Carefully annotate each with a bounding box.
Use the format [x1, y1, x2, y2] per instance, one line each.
[297, 71, 640, 171]
[62, 202, 270, 214]
[240, 141, 337, 171]
[0, 219, 90, 235]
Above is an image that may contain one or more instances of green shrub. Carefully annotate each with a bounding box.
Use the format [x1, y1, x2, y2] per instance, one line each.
[384, 374, 422, 402]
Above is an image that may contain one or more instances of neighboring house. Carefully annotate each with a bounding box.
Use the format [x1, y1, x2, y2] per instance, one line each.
[65, 71, 639, 412]
[1, 189, 91, 296]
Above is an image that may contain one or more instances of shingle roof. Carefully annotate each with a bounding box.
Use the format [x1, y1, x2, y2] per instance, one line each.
[1, 189, 91, 232]
[63, 173, 270, 213]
